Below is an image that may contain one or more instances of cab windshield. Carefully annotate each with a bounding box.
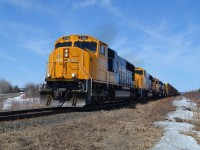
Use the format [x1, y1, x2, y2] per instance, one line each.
[74, 41, 97, 52]
[135, 70, 143, 75]
[55, 42, 72, 49]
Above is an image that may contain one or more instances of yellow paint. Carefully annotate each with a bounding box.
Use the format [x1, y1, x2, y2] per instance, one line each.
[134, 67, 149, 90]
[46, 35, 108, 82]
[97, 43, 108, 82]
[134, 73, 142, 88]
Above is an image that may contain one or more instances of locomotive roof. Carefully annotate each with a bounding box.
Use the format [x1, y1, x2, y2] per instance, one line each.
[55, 34, 108, 46]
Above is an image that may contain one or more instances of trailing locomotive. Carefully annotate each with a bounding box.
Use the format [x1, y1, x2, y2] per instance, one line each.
[40, 35, 179, 107]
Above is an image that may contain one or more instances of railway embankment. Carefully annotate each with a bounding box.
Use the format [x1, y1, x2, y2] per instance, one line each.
[0, 96, 176, 150]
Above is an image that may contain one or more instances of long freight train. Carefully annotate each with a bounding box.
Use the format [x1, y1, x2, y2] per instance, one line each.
[39, 35, 179, 107]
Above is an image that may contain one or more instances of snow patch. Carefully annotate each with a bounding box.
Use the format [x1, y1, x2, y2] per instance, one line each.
[155, 121, 194, 132]
[3, 94, 40, 110]
[167, 109, 194, 121]
[152, 97, 200, 150]
[173, 97, 196, 109]
[153, 130, 200, 150]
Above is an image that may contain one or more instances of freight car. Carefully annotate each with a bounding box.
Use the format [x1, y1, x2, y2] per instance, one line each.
[39, 34, 179, 107]
[164, 83, 178, 96]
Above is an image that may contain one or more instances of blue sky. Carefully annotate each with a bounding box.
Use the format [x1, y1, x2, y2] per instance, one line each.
[0, 0, 200, 92]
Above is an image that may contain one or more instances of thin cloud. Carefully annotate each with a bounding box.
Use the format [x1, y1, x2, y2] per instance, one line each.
[73, 0, 200, 75]
[0, 22, 47, 38]
[18, 67, 38, 77]
[1, 0, 31, 8]
[98, 1, 165, 39]
[72, 0, 166, 39]
[111, 37, 128, 50]
[0, 49, 16, 62]
[73, 0, 96, 9]
[0, 21, 53, 56]
[107, 16, 200, 76]
[0, 0, 57, 15]
[19, 38, 53, 56]
[73, 0, 112, 9]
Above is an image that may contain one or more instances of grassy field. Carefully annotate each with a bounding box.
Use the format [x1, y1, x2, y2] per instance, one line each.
[0, 97, 176, 150]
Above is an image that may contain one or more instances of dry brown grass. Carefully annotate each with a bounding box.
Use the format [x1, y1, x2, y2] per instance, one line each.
[173, 117, 185, 123]
[188, 113, 200, 145]
[182, 91, 200, 144]
[192, 108, 200, 132]
[0, 97, 176, 150]
[184, 91, 200, 131]
[184, 91, 200, 106]
[176, 107, 200, 144]
[183, 131, 200, 144]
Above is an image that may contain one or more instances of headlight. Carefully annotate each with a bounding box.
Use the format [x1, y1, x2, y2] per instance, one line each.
[65, 49, 69, 53]
[71, 73, 76, 78]
[64, 49, 69, 57]
[47, 73, 51, 78]
[65, 53, 69, 57]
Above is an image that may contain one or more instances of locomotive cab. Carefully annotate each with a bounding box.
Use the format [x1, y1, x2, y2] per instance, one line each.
[40, 34, 135, 107]
[134, 67, 150, 99]
[40, 35, 101, 107]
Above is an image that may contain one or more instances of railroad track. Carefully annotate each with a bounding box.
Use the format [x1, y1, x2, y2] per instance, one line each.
[0, 107, 79, 122]
[0, 101, 132, 122]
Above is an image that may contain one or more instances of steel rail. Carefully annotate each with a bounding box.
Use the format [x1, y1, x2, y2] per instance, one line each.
[0, 107, 79, 122]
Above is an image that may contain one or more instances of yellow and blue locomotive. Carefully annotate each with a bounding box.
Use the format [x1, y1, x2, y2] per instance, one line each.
[40, 34, 179, 107]
[40, 35, 135, 107]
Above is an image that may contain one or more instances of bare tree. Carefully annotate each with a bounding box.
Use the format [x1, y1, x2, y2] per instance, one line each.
[24, 83, 40, 98]
[0, 79, 16, 94]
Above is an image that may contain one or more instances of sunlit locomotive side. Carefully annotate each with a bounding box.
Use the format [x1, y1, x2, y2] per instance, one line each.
[40, 35, 135, 107]
[134, 67, 151, 100]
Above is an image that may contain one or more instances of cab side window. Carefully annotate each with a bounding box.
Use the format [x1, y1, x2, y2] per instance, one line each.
[144, 70, 146, 76]
[100, 45, 107, 56]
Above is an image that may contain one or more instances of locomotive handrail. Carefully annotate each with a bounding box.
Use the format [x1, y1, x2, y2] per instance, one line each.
[78, 53, 88, 93]
[80, 53, 93, 96]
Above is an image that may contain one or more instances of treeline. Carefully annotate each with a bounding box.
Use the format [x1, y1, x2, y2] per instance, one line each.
[0, 79, 20, 94]
[187, 89, 200, 93]
[24, 83, 40, 98]
[0, 79, 40, 98]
